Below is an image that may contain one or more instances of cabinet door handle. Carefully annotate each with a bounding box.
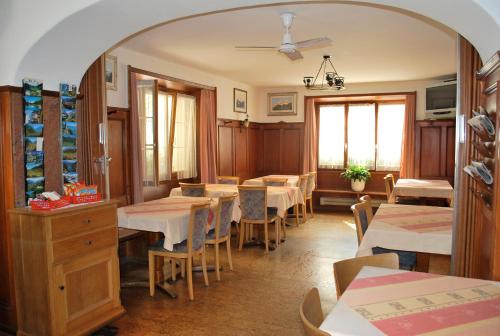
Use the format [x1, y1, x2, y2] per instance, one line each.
[87, 240, 92, 245]
[83, 219, 92, 224]
[59, 285, 65, 291]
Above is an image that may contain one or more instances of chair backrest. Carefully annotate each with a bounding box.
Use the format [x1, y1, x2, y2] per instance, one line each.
[180, 183, 206, 197]
[306, 172, 316, 197]
[237, 186, 267, 221]
[298, 174, 309, 198]
[262, 177, 288, 186]
[333, 253, 399, 298]
[299, 288, 330, 336]
[360, 195, 373, 209]
[187, 202, 211, 252]
[214, 194, 236, 238]
[216, 176, 240, 185]
[383, 174, 394, 201]
[350, 200, 373, 245]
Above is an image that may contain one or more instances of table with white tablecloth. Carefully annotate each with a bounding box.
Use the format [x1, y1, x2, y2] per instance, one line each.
[243, 175, 299, 187]
[391, 178, 454, 206]
[320, 266, 500, 335]
[117, 196, 217, 251]
[169, 184, 304, 218]
[357, 203, 453, 257]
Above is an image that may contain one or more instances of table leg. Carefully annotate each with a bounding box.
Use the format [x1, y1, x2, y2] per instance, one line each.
[416, 252, 430, 272]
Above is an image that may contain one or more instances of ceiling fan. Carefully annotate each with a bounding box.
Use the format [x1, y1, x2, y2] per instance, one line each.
[235, 12, 331, 61]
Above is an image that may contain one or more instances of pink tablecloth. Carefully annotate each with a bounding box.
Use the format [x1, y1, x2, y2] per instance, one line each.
[243, 175, 299, 187]
[392, 179, 454, 205]
[321, 266, 500, 336]
[357, 204, 453, 256]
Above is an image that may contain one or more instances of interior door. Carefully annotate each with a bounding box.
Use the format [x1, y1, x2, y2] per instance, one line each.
[107, 109, 130, 205]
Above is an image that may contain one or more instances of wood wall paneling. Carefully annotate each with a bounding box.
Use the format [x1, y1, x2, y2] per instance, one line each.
[262, 129, 281, 173]
[233, 127, 249, 179]
[217, 125, 234, 176]
[281, 128, 302, 174]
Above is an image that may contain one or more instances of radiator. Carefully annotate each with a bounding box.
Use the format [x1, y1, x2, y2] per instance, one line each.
[320, 197, 387, 207]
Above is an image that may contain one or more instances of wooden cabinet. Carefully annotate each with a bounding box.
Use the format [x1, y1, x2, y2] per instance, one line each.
[9, 202, 124, 336]
[414, 120, 456, 184]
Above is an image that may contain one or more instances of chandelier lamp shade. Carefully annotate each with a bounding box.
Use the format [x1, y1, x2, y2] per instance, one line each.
[303, 55, 345, 90]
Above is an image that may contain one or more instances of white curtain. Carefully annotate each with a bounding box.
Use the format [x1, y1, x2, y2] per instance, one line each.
[377, 103, 405, 171]
[348, 103, 375, 169]
[157, 92, 173, 181]
[173, 94, 197, 179]
[136, 80, 155, 186]
[318, 105, 345, 169]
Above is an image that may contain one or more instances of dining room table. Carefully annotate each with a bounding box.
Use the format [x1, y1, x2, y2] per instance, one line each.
[242, 174, 300, 187]
[117, 196, 218, 297]
[391, 178, 454, 206]
[320, 266, 500, 335]
[357, 203, 453, 271]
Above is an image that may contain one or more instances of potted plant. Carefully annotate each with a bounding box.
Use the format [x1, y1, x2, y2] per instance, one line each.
[340, 165, 371, 192]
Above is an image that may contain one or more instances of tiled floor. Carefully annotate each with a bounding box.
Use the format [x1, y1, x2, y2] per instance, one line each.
[113, 212, 358, 336]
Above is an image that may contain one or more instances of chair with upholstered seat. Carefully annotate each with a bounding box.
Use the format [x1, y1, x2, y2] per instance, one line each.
[262, 177, 288, 186]
[333, 253, 399, 298]
[290, 174, 309, 226]
[216, 176, 240, 185]
[305, 172, 316, 218]
[299, 288, 330, 336]
[237, 185, 280, 253]
[148, 202, 210, 300]
[179, 182, 206, 197]
[205, 194, 236, 281]
[351, 199, 417, 271]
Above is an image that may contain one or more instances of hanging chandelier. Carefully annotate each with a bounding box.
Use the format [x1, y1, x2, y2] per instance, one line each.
[303, 55, 345, 90]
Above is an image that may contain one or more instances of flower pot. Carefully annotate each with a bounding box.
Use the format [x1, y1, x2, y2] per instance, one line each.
[351, 179, 366, 192]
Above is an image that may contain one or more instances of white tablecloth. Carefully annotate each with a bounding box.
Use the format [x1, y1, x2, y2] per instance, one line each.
[117, 196, 216, 251]
[243, 175, 299, 187]
[320, 266, 500, 335]
[392, 179, 454, 205]
[170, 184, 304, 218]
[357, 203, 453, 257]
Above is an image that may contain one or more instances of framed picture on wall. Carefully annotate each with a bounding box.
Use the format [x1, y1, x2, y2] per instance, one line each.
[268, 92, 297, 116]
[105, 54, 117, 90]
[233, 88, 247, 113]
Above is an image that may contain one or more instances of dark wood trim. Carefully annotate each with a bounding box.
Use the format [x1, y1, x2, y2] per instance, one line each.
[128, 66, 215, 91]
[305, 91, 416, 100]
[476, 51, 500, 79]
[0, 85, 84, 98]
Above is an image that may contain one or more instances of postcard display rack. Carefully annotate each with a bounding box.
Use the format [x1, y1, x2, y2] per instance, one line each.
[465, 107, 496, 208]
[60, 83, 78, 184]
[23, 79, 45, 202]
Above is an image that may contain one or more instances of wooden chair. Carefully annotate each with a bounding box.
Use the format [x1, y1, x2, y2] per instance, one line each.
[205, 194, 236, 281]
[299, 288, 330, 336]
[179, 182, 206, 197]
[262, 177, 288, 186]
[305, 172, 317, 217]
[291, 174, 309, 225]
[148, 202, 210, 300]
[359, 195, 373, 209]
[237, 186, 280, 254]
[383, 174, 395, 203]
[216, 176, 240, 185]
[333, 253, 399, 298]
[350, 199, 374, 245]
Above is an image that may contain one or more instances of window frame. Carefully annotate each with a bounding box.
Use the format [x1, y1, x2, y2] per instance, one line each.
[316, 98, 406, 173]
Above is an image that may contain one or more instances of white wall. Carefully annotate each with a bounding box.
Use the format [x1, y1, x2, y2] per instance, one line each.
[255, 79, 452, 123]
[106, 47, 257, 122]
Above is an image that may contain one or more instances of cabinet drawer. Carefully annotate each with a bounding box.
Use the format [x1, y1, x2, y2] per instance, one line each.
[51, 206, 116, 240]
[52, 227, 118, 264]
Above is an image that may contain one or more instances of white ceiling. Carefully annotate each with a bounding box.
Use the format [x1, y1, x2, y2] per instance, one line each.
[120, 3, 457, 87]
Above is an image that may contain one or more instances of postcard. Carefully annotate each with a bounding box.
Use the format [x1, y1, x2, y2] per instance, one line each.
[59, 83, 77, 97]
[26, 151, 44, 164]
[26, 162, 44, 178]
[62, 146, 77, 160]
[62, 134, 77, 147]
[63, 159, 77, 173]
[25, 137, 43, 152]
[63, 172, 78, 184]
[26, 176, 45, 198]
[24, 96, 42, 110]
[22, 78, 43, 96]
[25, 107, 43, 124]
[62, 121, 77, 137]
[25, 123, 44, 137]
[61, 108, 77, 122]
[61, 96, 76, 110]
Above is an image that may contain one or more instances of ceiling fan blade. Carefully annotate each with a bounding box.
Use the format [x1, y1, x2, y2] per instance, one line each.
[285, 50, 303, 61]
[235, 46, 276, 49]
[295, 37, 332, 49]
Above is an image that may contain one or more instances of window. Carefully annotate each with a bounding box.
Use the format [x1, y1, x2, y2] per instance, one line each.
[318, 100, 406, 171]
[139, 84, 197, 185]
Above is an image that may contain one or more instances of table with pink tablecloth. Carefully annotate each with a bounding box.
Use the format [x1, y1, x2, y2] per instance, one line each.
[391, 179, 454, 206]
[320, 266, 500, 335]
[243, 175, 299, 187]
[357, 203, 453, 257]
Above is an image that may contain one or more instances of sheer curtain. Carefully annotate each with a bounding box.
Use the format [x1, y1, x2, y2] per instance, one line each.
[173, 94, 197, 179]
[157, 92, 173, 181]
[318, 105, 345, 169]
[348, 103, 375, 169]
[377, 103, 405, 171]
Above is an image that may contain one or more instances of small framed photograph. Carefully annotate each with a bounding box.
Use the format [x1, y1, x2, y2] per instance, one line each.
[233, 88, 247, 113]
[268, 92, 298, 116]
[105, 54, 117, 90]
